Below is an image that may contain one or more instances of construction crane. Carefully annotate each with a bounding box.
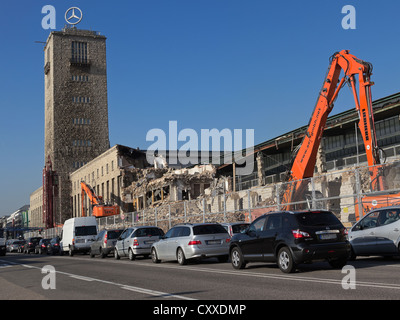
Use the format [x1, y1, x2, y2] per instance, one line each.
[80, 181, 120, 218]
[280, 50, 400, 219]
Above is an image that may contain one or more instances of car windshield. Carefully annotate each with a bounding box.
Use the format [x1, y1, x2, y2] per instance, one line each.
[295, 211, 341, 227]
[193, 224, 228, 235]
[75, 226, 97, 236]
[108, 230, 123, 239]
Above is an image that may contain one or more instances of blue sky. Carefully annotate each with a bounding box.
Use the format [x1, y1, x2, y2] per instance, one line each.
[0, 0, 400, 215]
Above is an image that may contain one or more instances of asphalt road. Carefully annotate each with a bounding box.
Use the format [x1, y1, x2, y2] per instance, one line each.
[1, 252, 400, 302]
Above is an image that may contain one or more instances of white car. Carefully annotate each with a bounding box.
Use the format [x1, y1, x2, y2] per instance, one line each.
[348, 206, 400, 258]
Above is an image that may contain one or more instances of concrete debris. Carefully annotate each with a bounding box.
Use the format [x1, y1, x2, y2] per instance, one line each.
[122, 164, 218, 210]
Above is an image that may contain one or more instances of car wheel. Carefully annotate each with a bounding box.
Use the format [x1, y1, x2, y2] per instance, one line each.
[348, 246, 357, 261]
[128, 248, 136, 261]
[114, 248, 120, 260]
[277, 247, 296, 273]
[177, 248, 187, 265]
[89, 249, 95, 258]
[151, 248, 161, 263]
[231, 247, 246, 269]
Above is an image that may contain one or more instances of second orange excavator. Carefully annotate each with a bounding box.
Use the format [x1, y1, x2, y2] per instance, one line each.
[80, 181, 120, 218]
[279, 50, 400, 219]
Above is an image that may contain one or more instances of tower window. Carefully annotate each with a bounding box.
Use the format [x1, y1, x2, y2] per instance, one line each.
[73, 118, 91, 125]
[72, 96, 91, 103]
[71, 41, 88, 64]
[72, 140, 92, 147]
[72, 75, 89, 82]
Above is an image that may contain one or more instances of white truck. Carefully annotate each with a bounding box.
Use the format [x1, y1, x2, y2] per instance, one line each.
[60, 216, 98, 256]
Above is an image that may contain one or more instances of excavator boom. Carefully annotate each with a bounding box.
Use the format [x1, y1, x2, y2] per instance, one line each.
[281, 50, 384, 210]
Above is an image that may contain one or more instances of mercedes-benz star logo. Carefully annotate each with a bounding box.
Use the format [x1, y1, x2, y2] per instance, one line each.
[65, 7, 83, 25]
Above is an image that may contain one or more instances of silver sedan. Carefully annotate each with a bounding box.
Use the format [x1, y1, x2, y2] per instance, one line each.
[151, 223, 230, 265]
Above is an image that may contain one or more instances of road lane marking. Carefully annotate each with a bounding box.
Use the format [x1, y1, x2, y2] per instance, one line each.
[121, 285, 195, 300]
[12, 256, 400, 292]
[0, 259, 196, 300]
[69, 275, 95, 282]
[104, 259, 400, 291]
[146, 262, 400, 289]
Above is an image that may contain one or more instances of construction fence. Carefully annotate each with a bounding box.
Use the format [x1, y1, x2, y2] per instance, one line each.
[27, 160, 400, 238]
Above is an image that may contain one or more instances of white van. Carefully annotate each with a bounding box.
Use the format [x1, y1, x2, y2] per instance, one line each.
[60, 217, 98, 256]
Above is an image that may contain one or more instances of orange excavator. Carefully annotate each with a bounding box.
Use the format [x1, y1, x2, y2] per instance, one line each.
[280, 50, 400, 219]
[81, 181, 120, 218]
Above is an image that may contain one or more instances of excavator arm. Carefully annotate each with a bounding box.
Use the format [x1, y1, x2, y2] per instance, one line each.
[81, 181, 103, 217]
[281, 50, 384, 209]
[80, 181, 120, 218]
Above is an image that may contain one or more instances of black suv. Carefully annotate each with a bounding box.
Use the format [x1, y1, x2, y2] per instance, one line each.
[229, 210, 350, 273]
[24, 237, 42, 254]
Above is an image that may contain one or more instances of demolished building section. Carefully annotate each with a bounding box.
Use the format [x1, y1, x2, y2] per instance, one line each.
[70, 145, 149, 217]
[122, 164, 217, 211]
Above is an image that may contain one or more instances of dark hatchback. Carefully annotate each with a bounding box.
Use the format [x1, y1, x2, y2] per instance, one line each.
[229, 210, 350, 273]
[47, 237, 61, 255]
[24, 237, 42, 254]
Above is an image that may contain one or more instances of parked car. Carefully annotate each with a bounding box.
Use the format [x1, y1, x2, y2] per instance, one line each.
[221, 222, 250, 237]
[7, 240, 25, 253]
[24, 237, 42, 254]
[35, 239, 51, 254]
[60, 216, 98, 256]
[229, 210, 350, 273]
[348, 206, 400, 259]
[47, 237, 61, 255]
[90, 229, 123, 258]
[151, 223, 230, 265]
[6, 240, 14, 252]
[17, 240, 26, 253]
[115, 226, 164, 260]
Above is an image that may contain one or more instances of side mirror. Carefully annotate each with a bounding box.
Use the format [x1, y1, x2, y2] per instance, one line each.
[247, 229, 256, 237]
